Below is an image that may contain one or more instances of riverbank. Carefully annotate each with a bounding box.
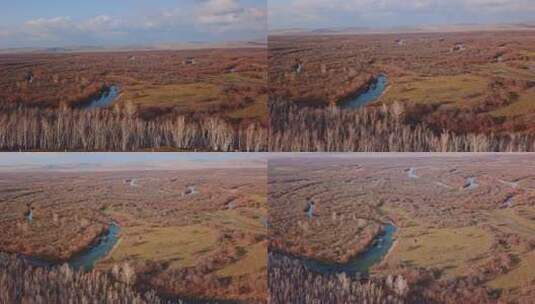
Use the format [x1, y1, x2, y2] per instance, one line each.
[8, 221, 120, 271]
[339, 74, 388, 108]
[72, 85, 120, 109]
[271, 222, 397, 275]
[268, 251, 406, 304]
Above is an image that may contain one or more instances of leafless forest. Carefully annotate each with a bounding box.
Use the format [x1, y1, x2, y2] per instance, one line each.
[268, 29, 535, 152]
[0, 104, 266, 151]
[0, 167, 267, 303]
[0, 48, 267, 152]
[0, 253, 170, 304]
[268, 252, 406, 304]
[269, 101, 535, 152]
[268, 154, 535, 303]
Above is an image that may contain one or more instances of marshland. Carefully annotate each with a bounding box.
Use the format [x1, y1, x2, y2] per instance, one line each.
[0, 154, 268, 303]
[268, 154, 535, 303]
[268, 29, 535, 152]
[0, 48, 267, 151]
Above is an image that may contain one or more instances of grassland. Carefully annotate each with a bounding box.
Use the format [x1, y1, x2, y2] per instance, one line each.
[269, 154, 535, 303]
[269, 30, 535, 137]
[0, 166, 267, 303]
[0, 48, 267, 152]
[381, 206, 493, 278]
[490, 87, 535, 117]
[269, 157, 382, 263]
[0, 49, 267, 125]
[380, 74, 488, 106]
[108, 224, 220, 269]
[123, 83, 221, 110]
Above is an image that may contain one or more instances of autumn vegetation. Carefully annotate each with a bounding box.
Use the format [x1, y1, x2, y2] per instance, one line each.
[0, 167, 267, 303]
[270, 251, 499, 304]
[269, 30, 535, 151]
[0, 48, 267, 151]
[0, 253, 168, 304]
[0, 49, 267, 121]
[269, 252, 406, 304]
[268, 154, 535, 303]
[269, 156, 384, 263]
[270, 251, 495, 304]
[0, 103, 266, 151]
[269, 100, 535, 152]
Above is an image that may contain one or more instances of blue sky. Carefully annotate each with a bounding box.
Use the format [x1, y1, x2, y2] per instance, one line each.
[0, 0, 266, 48]
[0, 153, 267, 171]
[269, 0, 535, 30]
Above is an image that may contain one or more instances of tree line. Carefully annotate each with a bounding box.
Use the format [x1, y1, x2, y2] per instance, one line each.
[269, 101, 535, 152]
[0, 253, 174, 304]
[0, 104, 266, 152]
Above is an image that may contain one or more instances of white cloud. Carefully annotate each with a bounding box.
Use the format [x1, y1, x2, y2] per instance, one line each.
[196, 0, 266, 31]
[18, 15, 127, 42]
[136, 0, 266, 34]
[81, 15, 123, 31]
[269, 0, 535, 28]
[201, 0, 240, 14]
[0, 0, 266, 48]
[23, 17, 78, 41]
[25, 16, 73, 29]
[463, 0, 535, 11]
[280, 0, 535, 12]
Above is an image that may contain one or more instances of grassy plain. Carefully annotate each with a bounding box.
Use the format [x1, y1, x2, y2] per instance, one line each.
[381, 205, 493, 278]
[269, 154, 535, 302]
[0, 167, 267, 303]
[0, 48, 267, 125]
[269, 30, 535, 134]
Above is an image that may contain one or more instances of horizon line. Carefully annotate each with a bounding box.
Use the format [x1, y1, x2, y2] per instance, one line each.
[268, 22, 535, 36]
[0, 40, 267, 54]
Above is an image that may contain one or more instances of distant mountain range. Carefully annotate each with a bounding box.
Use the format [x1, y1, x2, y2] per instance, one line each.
[0, 158, 267, 172]
[270, 23, 535, 36]
[0, 40, 267, 54]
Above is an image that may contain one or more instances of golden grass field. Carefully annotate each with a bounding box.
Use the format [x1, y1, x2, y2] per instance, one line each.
[381, 205, 493, 278]
[0, 48, 268, 125]
[269, 154, 535, 302]
[380, 74, 488, 106]
[0, 167, 267, 303]
[270, 31, 535, 134]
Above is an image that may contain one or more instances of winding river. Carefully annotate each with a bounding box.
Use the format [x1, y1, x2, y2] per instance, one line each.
[69, 222, 120, 271]
[26, 222, 120, 271]
[301, 223, 396, 275]
[20, 222, 241, 303]
[464, 177, 479, 190]
[80, 85, 120, 109]
[183, 185, 199, 196]
[305, 201, 315, 218]
[407, 167, 418, 179]
[341, 74, 388, 109]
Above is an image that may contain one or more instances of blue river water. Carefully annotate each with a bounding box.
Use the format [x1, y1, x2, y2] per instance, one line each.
[69, 222, 120, 271]
[342, 74, 388, 109]
[82, 85, 119, 109]
[464, 177, 479, 190]
[302, 223, 397, 275]
[26, 222, 120, 271]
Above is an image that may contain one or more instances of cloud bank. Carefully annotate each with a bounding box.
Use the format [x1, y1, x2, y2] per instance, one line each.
[269, 0, 535, 29]
[0, 0, 266, 48]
